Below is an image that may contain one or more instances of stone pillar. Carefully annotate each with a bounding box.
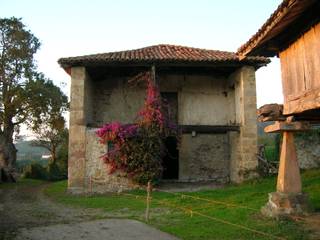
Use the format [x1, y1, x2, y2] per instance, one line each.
[229, 66, 258, 183]
[68, 67, 92, 193]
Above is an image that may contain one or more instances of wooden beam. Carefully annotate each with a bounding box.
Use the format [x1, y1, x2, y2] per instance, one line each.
[284, 87, 320, 115]
[87, 124, 240, 134]
[180, 125, 239, 134]
[264, 121, 311, 133]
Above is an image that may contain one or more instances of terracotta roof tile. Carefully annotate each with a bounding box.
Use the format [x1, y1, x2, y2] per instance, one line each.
[58, 44, 269, 69]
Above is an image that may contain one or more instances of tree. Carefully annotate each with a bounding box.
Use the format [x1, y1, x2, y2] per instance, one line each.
[30, 79, 68, 164]
[0, 17, 68, 181]
[30, 127, 68, 181]
[55, 129, 68, 177]
[0, 17, 41, 172]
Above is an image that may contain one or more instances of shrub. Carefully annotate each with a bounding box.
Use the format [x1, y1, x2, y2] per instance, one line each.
[22, 162, 47, 180]
[16, 159, 48, 172]
[97, 71, 178, 185]
[55, 132, 68, 179]
[46, 162, 66, 181]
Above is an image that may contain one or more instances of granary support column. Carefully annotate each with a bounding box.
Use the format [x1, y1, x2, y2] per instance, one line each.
[68, 67, 92, 194]
[229, 66, 258, 183]
[261, 120, 311, 218]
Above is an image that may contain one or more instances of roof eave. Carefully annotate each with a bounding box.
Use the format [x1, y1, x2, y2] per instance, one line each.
[238, 0, 319, 57]
[58, 59, 269, 72]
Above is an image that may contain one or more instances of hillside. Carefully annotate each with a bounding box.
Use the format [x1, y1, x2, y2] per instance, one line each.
[15, 141, 50, 161]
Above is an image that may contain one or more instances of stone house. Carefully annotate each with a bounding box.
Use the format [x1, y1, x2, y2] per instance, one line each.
[58, 44, 269, 193]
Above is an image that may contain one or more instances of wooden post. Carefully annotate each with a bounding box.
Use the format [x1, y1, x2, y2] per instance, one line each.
[276, 132, 301, 193]
[145, 181, 152, 222]
[265, 121, 308, 193]
[262, 120, 311, 217]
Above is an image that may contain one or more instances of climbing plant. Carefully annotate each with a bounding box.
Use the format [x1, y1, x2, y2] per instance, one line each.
[96, 71, 178, 184]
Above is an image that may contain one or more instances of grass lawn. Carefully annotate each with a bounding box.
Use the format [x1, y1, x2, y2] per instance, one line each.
[0, 178, 44, 189]
[44, 170, 320, 240]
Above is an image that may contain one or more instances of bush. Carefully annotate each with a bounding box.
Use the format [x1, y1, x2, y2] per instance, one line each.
[46, 162, 66, 181]
[55, 137, 68, 179]
[22, 129, 69, 181]
[97, 71, 178, 185]
[22, 162, 47, 180]
[22, 161, 67, 181]
[16, 159, 49, 172]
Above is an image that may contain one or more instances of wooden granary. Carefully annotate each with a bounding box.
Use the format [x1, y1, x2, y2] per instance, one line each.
[239, 0, 320, 217]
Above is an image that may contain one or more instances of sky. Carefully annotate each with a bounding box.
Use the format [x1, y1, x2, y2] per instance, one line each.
[1, 0, 283, 108]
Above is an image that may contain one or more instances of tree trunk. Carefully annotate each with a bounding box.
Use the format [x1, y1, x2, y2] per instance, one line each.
[0, 136, 16, 168]
[51, 145, 56, 165]
[0, 121, 17, 182]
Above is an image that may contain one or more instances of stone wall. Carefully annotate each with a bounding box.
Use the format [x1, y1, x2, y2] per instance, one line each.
[85, 129, 138, 193]
[92, 78, 145, 126]
[92, 74, 236, 126]
[160, 74, 234, 183]
[179, 134, 230, 182]
[295, 133, 320, 169]
[67, 67, 259, 193]
[87, 73, 236, 184]
[159, 74, 235, 125]
[258, 123, 320, 170]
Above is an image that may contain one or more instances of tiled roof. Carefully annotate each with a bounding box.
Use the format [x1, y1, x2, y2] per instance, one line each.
[238, 0, 318, 57]
[58, 44, 269, 69]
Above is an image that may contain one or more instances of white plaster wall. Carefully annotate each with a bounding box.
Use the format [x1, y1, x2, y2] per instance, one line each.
[179, 75, 235, 125]
[159, 74, 236, 125]
[92, 78, 145, 126]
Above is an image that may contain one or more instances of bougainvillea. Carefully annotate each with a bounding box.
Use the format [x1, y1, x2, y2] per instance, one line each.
[96, 71, 178, 184]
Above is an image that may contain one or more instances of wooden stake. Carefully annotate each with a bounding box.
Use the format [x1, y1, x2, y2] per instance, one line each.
[145, 181, 152, 222]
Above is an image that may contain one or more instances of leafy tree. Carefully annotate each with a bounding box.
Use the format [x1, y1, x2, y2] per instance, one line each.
[29, 79, 68, 164]
[0, 17, 41, 170]
[0, 17, 68, 178]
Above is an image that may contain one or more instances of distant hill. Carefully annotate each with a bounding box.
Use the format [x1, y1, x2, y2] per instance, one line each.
[15, 140, 50, 161]
[257, 121, 279, 145]
[257, 121, 274, 137]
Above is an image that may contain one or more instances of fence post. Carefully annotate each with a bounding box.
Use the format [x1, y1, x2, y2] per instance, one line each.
[145, 181, 152, 222]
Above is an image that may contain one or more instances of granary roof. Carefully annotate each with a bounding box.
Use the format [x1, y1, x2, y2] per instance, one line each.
[238, 0, 320, 57]
[58, 44, 269, 71]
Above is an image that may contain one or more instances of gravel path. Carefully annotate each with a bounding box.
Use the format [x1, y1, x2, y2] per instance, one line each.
[0, 183, 179, 240]
[14, 219, 179, 240]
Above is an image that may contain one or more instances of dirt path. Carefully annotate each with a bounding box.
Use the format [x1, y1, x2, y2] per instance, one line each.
[301, 214, 320, 240]
[0, 183, 178, 240]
